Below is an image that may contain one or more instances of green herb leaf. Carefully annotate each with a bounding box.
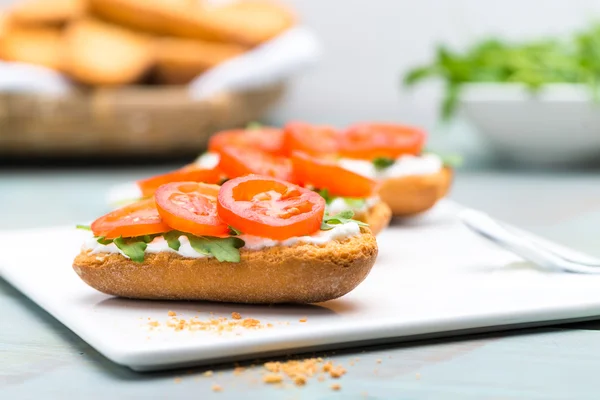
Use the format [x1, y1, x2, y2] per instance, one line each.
[113, 237, 147, 263]
[246, 121, 262, 130]
[372, 157, 395, 171]
[343, 197, 367, 209]
[97, 236, 113, 245]
[314, 188, 333, 204]
[163, 231, 182, 251]
[321, 210, 369, 231]
[76, 224, 91, 231]
[228, 226, 242, 236]
[187, 236, 245, 262]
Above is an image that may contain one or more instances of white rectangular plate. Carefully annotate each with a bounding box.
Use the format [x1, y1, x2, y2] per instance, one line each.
[2, 201, 600, 371]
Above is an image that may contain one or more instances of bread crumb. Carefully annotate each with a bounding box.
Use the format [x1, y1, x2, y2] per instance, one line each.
[263, 374, 283, 384]
[233, 367, 245, 376]
[174, 377, 182, 384]
[167, 311, 176, 317]
[231, 312, 242, 320]
[299, 317, 307, 323]
[322, 362, 333, 372]
[329, 366, 346, 379]
[376, 359, 382, 364]
[267, 323, 274, 328]
[331, 383, 341, 391]
[415, 372, 421, 380]
[317, 375, 325, 382]
[211, 384, 222, 392]
[203, 370, 214, 377]
[294, 376, 306, 386]
[148, 320, 160, 327]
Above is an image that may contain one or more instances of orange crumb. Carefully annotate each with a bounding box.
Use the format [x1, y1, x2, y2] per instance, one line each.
[329, 366, 346, 379]
[203, 370, 214, 377]
[242, 318, 261, 328]
[168, 311, 176, 317]
[263, 374, 283, 384]
[331, 383, 341, 391]
[294, 376, 306, 386]
[231, 312, 242, 320]
[174, 377, 182, 384]
[299, 318, 307, 323]
[211, 384, 222, 392]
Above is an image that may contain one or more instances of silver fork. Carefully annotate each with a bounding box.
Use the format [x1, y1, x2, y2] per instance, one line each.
[459, 208, 600, 274]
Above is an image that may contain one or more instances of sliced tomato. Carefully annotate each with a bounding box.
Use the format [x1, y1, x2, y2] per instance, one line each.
[291, 151, 378, 197]
[154, 182, 229, 236]
[281, 121, 340, 156]
[218, 175, 325, 240]
[137, 165, 222, 197]
[217, 146, 293, 182]
[208, 127, 283, 155]
[91, 198, 170, 239]
[339, 123, 426, 160]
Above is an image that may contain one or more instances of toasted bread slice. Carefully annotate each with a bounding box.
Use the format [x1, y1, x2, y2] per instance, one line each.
[73, 231, 377, 304]
[153, 37, 246, 84]
[62, 18, 153, 85]
[354, 201, 392, 235]
[0, 26, 63, 70]
[88, 0, 294, 45]
[378, 167, 453, 217]
[8, 0, 84, 26]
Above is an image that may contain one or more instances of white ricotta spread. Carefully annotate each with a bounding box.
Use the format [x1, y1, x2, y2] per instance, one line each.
[338, 153, 443, 180]
[194, 152, 220, 169]
[326, 196, 380, 215]
[82, 222, 361, 259]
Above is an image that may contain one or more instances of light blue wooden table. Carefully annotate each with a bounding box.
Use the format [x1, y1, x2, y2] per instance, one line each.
[3, 167, 600, 399]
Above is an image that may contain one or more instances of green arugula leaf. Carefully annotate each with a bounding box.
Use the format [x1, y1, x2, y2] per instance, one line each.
[343, 197, 367, 209]
[372, 157, 395, 171]
[97, 237, 113, 245]
[228, 226, 242, 236]
[246, 121, 262, 130]
[163, 231, 182, 251]
[187, 236, 245, 262]
[76, 224, 91, 231]
[113, 237, 147, 263]
[315, 188, 333, 204]
[321, 210, 369, 231]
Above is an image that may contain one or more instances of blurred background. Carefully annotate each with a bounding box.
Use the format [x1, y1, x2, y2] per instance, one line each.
[3, 0, 600, 168]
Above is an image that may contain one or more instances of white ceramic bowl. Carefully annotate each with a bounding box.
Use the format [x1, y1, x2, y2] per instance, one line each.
[459, 83, 600, 166]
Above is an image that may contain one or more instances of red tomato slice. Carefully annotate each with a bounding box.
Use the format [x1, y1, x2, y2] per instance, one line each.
[291, 151, 378, 197]
[339, 123, 426, 159]
[217, 146, 293, 182]
[217, 175, 325, 240]
[281, 121, 339, 156]
[91, 198, 170, 239]
[137, 165, 222, 197]
[208, 127, 283, 155]
[154, 182, 229, 236]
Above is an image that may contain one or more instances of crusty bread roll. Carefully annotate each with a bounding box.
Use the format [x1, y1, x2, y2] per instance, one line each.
[378, 167, 453, 217]
[87, 0, 294, 46]
[73, 231, 377, 304]
[153, 37, 246, 84]
[355, 201, 392, 236]
[62, 18, 153, 85]
[0, 26, 63, 70]
[8, 0, 84, 27]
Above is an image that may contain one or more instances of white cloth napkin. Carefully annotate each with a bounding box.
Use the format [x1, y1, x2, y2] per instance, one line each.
[0, 26, 320, 96]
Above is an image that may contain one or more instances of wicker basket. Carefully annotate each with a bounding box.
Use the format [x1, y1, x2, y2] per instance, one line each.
[0, 82, 286, 157]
